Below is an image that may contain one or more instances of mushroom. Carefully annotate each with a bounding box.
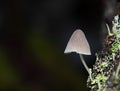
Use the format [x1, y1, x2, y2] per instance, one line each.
[106, 23, 113, 36]
[64, 29, 91, 55]
[64, 29, 92, 79]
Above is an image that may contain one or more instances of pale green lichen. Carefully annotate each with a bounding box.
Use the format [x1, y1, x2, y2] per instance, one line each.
[101, 62, 108, 67]
[87, 15, 120, 91]
[111, 38, 120, 52]
[112, 15, 120, 38]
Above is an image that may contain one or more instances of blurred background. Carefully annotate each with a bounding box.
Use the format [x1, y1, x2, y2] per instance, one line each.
[0, 0, 119, 91]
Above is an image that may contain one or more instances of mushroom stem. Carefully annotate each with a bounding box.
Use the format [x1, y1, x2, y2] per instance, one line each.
[79, 54, 89, 73]
[79, 54, 92, 80]
[106, 24, 113, 36]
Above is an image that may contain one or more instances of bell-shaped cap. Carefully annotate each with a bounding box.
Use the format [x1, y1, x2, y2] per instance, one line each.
[64, 29, 91, 55]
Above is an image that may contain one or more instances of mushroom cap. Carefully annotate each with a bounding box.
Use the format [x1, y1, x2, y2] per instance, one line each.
[64, 29, 91, 55]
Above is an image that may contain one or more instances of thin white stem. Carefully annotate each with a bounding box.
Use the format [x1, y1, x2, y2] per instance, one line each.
[79, 54, 92, 80]
[98, 81, 101, 91]
[106, 24, 113, 36]
[116, 62, 120, 79]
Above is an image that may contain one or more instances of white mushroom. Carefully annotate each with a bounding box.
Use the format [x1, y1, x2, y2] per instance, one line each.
[64, 29, 92, 80]
[64, 29, 91, 55]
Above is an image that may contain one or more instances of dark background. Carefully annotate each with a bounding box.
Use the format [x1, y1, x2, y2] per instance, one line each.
[0, 0, 118, 91]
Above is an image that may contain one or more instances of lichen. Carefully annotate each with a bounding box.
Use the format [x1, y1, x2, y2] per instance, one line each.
[87, 15, 120, 91]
